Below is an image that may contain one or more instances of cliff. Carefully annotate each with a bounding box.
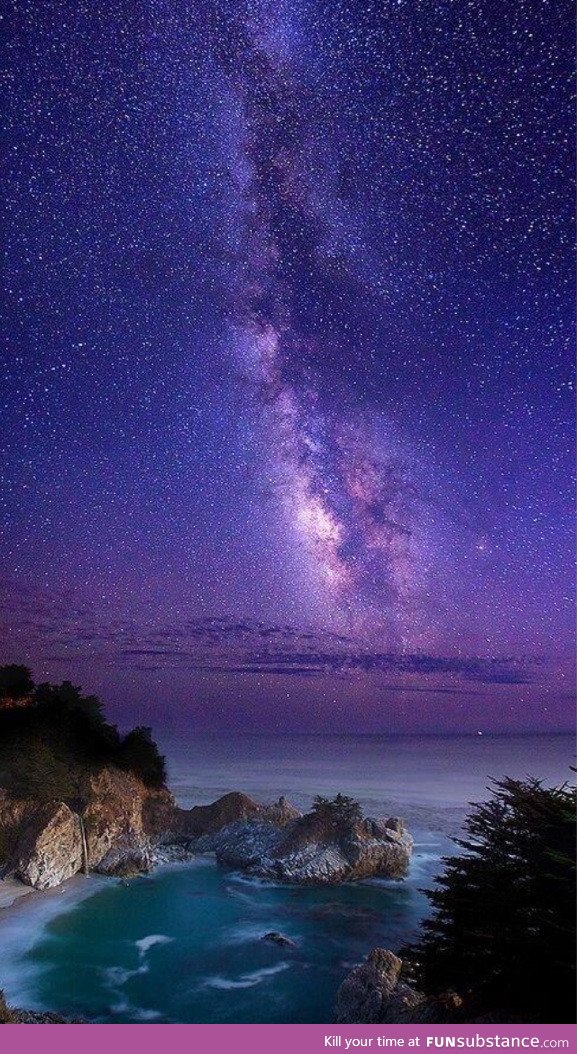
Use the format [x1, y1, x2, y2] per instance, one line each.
[0, 771, 277, 890]
[0, 670, 413, 891]
[0, 769, 167, 889]
[0, 775, 413, 890]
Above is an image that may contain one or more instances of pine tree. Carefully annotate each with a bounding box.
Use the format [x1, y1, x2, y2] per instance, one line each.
[405, 777, 576, 1023]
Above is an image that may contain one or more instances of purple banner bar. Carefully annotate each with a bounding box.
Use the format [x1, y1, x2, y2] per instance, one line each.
[2, 1023, 576, 1053]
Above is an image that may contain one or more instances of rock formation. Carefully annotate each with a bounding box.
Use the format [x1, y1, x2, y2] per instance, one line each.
[335, 947, 472, 1024]
[193, 808, 413, 884]
[335, 948, 428, 1023]
[0, 773, 412, 891]
[261, 931, 296, 947]
[12, 802, 85, 891]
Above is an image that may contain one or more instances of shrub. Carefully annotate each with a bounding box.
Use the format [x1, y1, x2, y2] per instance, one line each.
[310, 793, 363, 828]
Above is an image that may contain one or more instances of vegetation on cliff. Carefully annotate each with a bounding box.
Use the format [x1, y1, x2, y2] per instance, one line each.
[0, 665, 166, 800]
[403, 776, 576, 1024]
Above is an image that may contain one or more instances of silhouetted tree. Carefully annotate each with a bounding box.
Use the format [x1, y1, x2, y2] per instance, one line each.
[0, 666, 166, 792]
[117, 726, 167, 788]
[311, 793, 363, 828]
[34, 680, 104, 724]
[404, 777, 576, 1023]
[0, 664, 33, 701]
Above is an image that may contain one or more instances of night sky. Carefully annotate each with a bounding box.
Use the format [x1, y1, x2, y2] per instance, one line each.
[1, 0, 574, 733]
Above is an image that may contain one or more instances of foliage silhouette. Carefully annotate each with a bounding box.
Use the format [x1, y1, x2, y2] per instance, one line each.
[0, 664, 33, 700]
[403, 776, 576, 1023]
[0, 666, 166, 795]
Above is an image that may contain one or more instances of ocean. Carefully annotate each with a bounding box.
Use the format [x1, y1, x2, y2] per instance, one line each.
[0, 732, 572, 1023]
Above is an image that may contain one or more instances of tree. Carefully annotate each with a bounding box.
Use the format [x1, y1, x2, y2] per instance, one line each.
[0, 664, 33, 701]
[404, 777, 576, 1023]
[0, 666, 167, 793]
[311, 793, 363, 828]
[117, 726, 167, 788]
[34, 680, 104, 724]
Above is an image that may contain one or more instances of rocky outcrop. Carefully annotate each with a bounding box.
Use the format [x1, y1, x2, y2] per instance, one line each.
[335, 948, 472, 1024]
[335, 948, 427, 1023]
[13, 802, 84, 891]
[0, 770, 168, 889]
[8, 1009, 82, 1024]
[194, 810, 413, 885]
[0, 777, 303, 890]
[80, 767, 168, 875]
[0, 988, 81, 1023]
[0, 775, 412, 891]
[262, 931, 296, 947]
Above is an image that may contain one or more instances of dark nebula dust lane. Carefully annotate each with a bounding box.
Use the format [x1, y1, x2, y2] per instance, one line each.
[0, 0, 574, 729]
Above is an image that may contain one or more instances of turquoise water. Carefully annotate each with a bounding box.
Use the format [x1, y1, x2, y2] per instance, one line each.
[13, 860, 433, 1023]
[0, 733, 573, 1023]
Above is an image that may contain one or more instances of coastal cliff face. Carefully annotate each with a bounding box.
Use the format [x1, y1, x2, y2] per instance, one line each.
[0, 775, 413, 891]
[0, 772, 167, 889]
[0, 672, 413, 894]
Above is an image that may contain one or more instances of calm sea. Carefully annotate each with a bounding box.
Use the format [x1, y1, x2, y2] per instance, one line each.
[0, 732, 572, 1023]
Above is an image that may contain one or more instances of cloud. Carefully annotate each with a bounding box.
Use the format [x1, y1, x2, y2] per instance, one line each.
[0, 578, 565, 697]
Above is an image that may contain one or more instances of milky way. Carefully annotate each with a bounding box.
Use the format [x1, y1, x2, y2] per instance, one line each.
[207, 2, 440, 645]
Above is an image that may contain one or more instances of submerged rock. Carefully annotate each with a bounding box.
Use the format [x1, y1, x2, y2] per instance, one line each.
[262, 931, 297, 947]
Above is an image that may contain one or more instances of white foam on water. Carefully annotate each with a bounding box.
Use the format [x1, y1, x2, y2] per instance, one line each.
[109, 998, 161, 1021]
[408, 852, 444, 880]
[227, 872, 281, 889]
[135, 933, 173, 957]
[102, 963, 148, 987]
[242, 963, 291, 982]
[132, 1006, 163, 1021]
[202, 961, 290, 991]
[0, 875, 109, 1010]
[205, 976, 262, 990]
[102, 934, 173, 1003]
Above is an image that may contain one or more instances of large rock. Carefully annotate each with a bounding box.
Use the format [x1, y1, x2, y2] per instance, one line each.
[194, 810, 413, 885]
[174, 791, 265, 837]
[335, 948, 502, 1024]
[335, 948, 427, 1023]
[13, 802, 84, 890]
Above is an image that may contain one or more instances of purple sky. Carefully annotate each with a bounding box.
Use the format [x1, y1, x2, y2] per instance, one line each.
[1, 0, 574, 733]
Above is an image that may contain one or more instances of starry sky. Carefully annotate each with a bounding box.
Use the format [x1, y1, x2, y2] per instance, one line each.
[1, 0, 574, 733]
